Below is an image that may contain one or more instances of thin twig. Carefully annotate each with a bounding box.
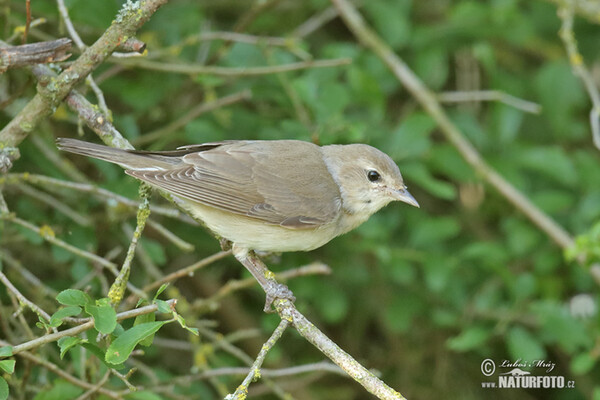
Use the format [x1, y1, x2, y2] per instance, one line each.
[292, 5, 340, 38]
[143, 250, 231, 293]
[437, 90, 542, 114]
[0, 346, 121, 399]
[558, 5, 600, 150]
[15, 183, 92, 226]
[133, 90, 252, 146]
[194, 262, 331, 309]
[110, 57, 352, 76]
[56, 0, 86, 50]
[331, 0, 574, 250]
[227, 319, 291, 399]
[146, 219, 194, 252]
[1, 214, 147, 299]
[0, 270, 53, 323]
[4, 173, 194, 223]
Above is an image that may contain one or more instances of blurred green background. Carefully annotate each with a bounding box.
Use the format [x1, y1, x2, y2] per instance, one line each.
[1, 0, 600, 399]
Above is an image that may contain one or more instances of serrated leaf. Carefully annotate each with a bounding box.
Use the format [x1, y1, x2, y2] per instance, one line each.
[0, 360, 15, 374]
[57, 337, 84, 359]
[56, 289, 92, 307]
[0, 347, 12, 358]
[85, 304, 117, 335]
[105, 321, 168, 364]
[49, 306, 82, 328]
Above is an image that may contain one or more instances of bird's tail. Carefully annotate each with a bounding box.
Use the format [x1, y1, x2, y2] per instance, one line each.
[56, 138, 181, 170]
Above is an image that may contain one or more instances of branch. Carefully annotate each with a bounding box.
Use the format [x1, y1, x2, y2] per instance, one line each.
[437, 90, 542, 114]
[0, 0, 169, 165]
[558, 5, 600, 150]
[0, 38, 72, 72]
[133, 89, 252, 146]
[226, 319, 291, 399]
[110, 57, 352, 76]
[330, 0, 575, 250]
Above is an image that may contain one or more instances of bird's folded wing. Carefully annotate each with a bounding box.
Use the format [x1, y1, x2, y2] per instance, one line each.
[126, 142, 342, 229]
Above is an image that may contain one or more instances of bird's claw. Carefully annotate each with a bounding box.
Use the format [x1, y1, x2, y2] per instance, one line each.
[263, 282, 296, 313]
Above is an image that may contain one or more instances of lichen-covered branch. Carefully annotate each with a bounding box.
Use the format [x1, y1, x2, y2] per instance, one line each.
[0, 0, 168, 165]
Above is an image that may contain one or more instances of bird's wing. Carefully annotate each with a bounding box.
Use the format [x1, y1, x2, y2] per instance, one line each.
[126, 141, 342, 229]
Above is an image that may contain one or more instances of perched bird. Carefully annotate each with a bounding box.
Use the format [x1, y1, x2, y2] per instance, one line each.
[57, 138, 419, 310]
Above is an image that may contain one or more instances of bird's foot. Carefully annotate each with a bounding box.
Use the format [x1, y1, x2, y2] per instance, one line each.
[263, 282, 296, 313]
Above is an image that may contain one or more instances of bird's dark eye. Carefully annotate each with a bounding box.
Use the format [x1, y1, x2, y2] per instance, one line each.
[367, 170, 380, 182]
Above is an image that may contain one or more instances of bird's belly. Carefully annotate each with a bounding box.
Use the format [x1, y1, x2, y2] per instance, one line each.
[174, 198, 337, 252]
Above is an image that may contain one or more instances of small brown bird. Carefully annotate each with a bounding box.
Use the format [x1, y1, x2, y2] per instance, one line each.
[57, 138, 419, 310]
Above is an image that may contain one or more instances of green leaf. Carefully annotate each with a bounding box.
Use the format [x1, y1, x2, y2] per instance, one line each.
[57, 337, 84, 359]
[56, 289, 92, 307]
[0, 347, 12, 358]
[49, 306, 82, 328]
[0, 360, 15, 374]
[153, 284, 169, 301]
[447, 326, 491, 352]
[80, 342, 124, 370]
[507, 326, 545, 361]
[84, 304, 117, 335]
[154, 299, 171, 314]
[0, 377, 7, 400]
[105, 321, 168, 365]
[134, 313, 156, 347]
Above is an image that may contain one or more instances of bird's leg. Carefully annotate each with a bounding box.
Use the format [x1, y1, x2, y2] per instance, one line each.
[232, 245, 296, 313]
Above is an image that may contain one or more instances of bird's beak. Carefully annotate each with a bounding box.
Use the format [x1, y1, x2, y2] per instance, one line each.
[391, 187, 420, 208]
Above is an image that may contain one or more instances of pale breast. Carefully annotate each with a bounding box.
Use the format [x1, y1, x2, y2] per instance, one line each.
[173, 196, 340, 252]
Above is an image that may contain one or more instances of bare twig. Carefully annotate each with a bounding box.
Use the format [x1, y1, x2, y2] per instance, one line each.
[194, 262, 331, 309]
[0, 38, 72, 73]
[4, 173, 193, 223]
[292, 5, 340, 38]
[146, 219, 194, 252]
[0, 270, 53, 323]
[1, 214, 147, 299]
[110, 57, 352, 76]
[437, 90, 542, 114]
[558, 5, 600, 150]
[56, 0, 86, 50]
[0, 346, 121, 399]
[15, 183, 92, 226]
[331, 0, 574, 249]
[133, 90, 252, 146]
[142, 250, 231, 293]
[227, 319, 291, 399]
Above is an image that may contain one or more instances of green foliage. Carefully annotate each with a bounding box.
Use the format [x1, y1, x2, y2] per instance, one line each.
[105, 321, 169, 365]
[2, 0, 600, 399]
